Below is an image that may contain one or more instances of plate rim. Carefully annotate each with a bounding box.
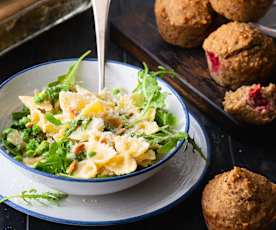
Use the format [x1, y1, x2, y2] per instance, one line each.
[0, 58, 190, 183]
[0, 112, 211, 226]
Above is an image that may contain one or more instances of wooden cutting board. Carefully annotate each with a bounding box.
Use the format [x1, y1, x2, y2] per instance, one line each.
[110, 2, 276, 132]
[0, 0, 40, 21]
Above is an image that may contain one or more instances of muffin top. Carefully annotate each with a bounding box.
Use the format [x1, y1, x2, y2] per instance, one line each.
[202, 167, 276, 229]
[209, 0, 273, 22]
[165, 0, 212, 27]
[203, 22, 273, 58]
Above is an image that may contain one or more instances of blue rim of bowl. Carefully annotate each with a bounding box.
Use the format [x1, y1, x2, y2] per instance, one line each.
[0, 112, 211, 226]
[0, 58, 190, 183]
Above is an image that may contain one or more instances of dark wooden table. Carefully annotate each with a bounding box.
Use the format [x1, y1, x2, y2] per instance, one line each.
[0, 1, 275, 229]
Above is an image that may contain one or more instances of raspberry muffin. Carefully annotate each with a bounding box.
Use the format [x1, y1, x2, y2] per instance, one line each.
[210, 0, 273, 22]
[155, 0, 213, 48]
[203, 22, 275, 89]
[202, 167, 276, 230]
[223, 84, 276, 124]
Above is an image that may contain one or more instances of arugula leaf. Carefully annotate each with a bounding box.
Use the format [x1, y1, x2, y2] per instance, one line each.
[137, 128, 206, 161]
[64, 119, 82, 137]
[154, 128, 188, 155]
[35, 141, 71, 175]
[137, 127, 187, 154]
[45, 113, 62, 126]
[112, 88, 122, 98]
[0, 189, 67, 205]
[10, 107, 31, 130]
[1, 128, 16, 137]
[131, 93, 144, 107]
[0, 128, 23, 156]
[188, 136, 207, 161]
[132, 63, 176, 120]
[157, 138, 179, 155]
[34, 51, 91, 104]
[155, 108, 177, 127]
[48, 50, 91, 88]
[11, 106, 30, 121]
[1, 138, 22, 156]
[81, 118, 92, 130]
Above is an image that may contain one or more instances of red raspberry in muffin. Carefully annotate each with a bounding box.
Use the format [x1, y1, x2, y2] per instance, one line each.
[248, 84, 269, 109]
[203, 22, 275, 89]
[206, 51, 220, 73]
[155, 0, 213, 48]
[210, 0, 273, 22]
[223, 84, 276, 124]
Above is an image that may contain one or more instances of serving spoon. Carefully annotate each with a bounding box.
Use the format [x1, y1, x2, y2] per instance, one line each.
[92, 0, 111, 92]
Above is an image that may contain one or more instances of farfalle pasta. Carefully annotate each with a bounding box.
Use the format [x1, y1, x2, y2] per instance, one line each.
[0, 52, 187, 179]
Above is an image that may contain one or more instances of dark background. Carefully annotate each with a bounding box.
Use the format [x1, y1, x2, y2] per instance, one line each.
[0, 1, 275, 229]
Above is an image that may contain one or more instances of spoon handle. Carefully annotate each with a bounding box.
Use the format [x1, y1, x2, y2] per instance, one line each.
[92, 0, 111, 92]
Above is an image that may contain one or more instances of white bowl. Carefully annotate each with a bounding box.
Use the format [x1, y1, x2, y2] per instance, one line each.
[0, 59, 189, 196]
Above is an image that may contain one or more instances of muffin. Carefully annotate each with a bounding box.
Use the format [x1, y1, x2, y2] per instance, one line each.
[203, 22, 275, 89]
[202, 167, 276, 230]
[223, 84, 276, 124]
[154, 0, 213, 48]
[209, 0, 273, 22]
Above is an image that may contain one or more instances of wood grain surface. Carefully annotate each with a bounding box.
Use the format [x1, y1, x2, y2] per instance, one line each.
[110, 0, 276, 132]
[0, 0, 40, 21]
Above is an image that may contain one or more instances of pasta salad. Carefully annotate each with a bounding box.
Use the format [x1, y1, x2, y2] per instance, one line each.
[0, 52, 190, 179]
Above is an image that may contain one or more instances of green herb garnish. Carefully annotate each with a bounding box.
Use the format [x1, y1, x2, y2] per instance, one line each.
[87, 151, 96, 158]
[155, 108, 177, 127]
[34, 51, 91, 104]
[64, 119, 82, 137]
[81, 118, 92, 130]
[11, 106, 30, 121]
[35, 141, 71, 175]
[0, 128, 23, 156]
[45, 113, 62, 126]
[130, 63, 176, 124]
[137, 128, 188, 154]
[188, 136, 207, 161]
[0, 189, 67, 205]
[112, 88, 121, 98]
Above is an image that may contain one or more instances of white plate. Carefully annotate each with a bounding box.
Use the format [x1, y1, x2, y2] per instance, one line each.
[0, 59, 189, 195]
[0, 113, 210, 226]
[254, 2, 276, 37]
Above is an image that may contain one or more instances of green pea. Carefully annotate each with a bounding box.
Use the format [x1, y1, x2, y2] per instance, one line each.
[32, 124, 41, 135]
